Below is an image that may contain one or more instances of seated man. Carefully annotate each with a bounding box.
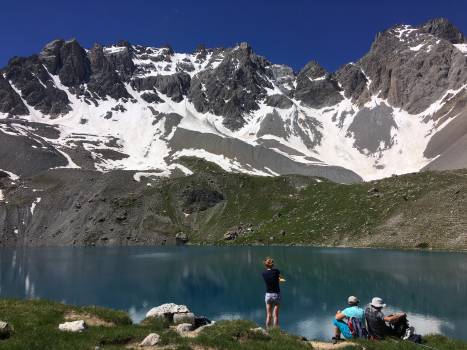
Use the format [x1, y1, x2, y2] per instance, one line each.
[332, 295, 366, 343]
[365, 297, 407, 339]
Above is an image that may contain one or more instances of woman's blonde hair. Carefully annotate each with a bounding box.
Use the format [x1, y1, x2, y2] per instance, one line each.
[263, 257, 274, 268]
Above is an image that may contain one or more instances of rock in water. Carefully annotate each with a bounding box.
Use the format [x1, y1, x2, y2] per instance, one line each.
[140, 333, 160, 346]
[58, 320, 87, 332]
[0, 321, 12, 339]
[173, 312, 195, 325]
[145, 303, 190, 319]
[175, 232, 188, 244]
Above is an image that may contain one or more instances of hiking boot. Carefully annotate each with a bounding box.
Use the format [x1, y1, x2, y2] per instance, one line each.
[332, 336, 343, 344]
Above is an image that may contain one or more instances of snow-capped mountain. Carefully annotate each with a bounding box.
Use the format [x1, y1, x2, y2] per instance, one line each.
[1, 18, 467, 183]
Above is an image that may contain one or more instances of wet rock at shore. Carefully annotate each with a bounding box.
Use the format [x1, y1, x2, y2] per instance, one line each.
[175, 232, 189, 244]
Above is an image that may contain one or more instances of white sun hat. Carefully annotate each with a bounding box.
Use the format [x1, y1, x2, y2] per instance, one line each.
[371, 297, 387, 308]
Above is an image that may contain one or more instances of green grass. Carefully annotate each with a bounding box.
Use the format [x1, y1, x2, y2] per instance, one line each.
[1, 299, 466, 350]
[149, 157, 467, 250]
[355, 335, 467, 350]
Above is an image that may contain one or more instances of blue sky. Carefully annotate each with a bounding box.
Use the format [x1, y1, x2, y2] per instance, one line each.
[1, 0, 466, 72]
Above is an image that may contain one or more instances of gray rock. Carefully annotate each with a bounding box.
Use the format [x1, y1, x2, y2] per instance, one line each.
[58, 320, 87, 332]
[421, 18, 466, 44]
[176, 323, 193, 334]
[0, 76, 29, 116]
[4, 56, 71, 117]
[146, 303, 190, 319]
[140, 333, 160, 346]
[335, 63, 370, 103]
[173, 312, 195, 325]
[358, 18, 467, 115]
[188, 43, 272, 130]
[264, 94, 293, 109]
[347, 104, 397, 153]
[87, 43, 131, 100]
[0, 321, 12, 339]
[257, 110, 289, 138]
[40, 39, 91, 87]
[175, 232, 188, 244]
[294, 61, 343, 108]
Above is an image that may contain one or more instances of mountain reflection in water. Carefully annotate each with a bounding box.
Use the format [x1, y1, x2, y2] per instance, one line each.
[0, 246, 465, 340]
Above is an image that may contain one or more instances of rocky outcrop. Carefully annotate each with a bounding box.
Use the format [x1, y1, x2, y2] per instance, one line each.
[146, 303, 190, 320]
[265, 94, 293, 109]
[335, 63, 370, 103]
[4, 56, 71, 116]
[40, 39, 90, 86]
[294, 61, 343, 108]
[421, 18, 466, 44]
[358, 21, 467, 115]
[188, 42, 273, 130]
[87, 43, 131, 100]
[0, 76, 29, 116]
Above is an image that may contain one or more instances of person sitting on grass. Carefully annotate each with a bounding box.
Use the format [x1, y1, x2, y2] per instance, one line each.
[365, 297, 408, 340]
[262, 257, 285, 329]
[332, 295, 366, 343]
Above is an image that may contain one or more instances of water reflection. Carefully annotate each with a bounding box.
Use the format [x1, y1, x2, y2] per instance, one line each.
[0, 246, 466, 340]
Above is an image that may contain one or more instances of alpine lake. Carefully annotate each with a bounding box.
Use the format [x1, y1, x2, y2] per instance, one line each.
[1, 246, 466, 341]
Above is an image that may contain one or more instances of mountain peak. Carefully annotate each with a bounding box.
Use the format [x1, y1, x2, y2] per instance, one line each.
[420, 18, 465, 44]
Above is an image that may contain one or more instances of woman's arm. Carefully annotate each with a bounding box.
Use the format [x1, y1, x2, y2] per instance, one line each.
[335, 311, 346, 320]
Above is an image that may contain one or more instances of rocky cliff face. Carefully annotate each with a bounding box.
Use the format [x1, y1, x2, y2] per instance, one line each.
[0, 18, 466, 185]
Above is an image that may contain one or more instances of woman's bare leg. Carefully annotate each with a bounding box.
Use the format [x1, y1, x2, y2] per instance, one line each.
[265, 303, 273, 328]
[334, 326, 341, 338]
[273, 304, 280, 327]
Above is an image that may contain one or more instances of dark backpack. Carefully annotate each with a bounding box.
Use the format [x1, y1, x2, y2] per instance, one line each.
[391, 315, 409, 338]
[348, 317, 368, 339]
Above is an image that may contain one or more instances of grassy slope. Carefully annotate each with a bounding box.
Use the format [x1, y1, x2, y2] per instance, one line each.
[0, 299, 309, 350]
[1, 299, 466, 350]
[156, 158, 467, 249]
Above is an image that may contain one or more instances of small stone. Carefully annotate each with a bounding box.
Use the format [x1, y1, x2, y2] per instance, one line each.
[250, 327, 268, 336]
[0, 321, 12, 339]
[175, 232, 188, 244]
[173, 312, 195, 325]
[224, 231, 237, 240]
[140, 333, 160, 346]
[58, 320, 86, 332]
[176, 323, 193, 334]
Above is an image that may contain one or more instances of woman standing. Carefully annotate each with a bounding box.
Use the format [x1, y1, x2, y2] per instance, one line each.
[262, 257, 284, 328]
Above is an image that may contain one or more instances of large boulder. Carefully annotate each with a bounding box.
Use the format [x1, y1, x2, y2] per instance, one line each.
[58, 320, 87, 332]
[145, 303, 190, 320]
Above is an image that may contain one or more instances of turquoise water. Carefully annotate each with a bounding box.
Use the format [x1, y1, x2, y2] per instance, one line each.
[1, 246, 466, 340]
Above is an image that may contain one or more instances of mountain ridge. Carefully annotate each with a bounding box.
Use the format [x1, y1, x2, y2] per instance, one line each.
[0, 17, 467, 183]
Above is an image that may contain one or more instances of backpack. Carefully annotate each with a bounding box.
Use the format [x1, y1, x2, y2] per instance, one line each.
[348, 317, 368, 339]
[391, 315, 410, 338]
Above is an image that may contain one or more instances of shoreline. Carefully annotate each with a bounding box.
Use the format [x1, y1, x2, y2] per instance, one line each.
[2, 242, 467, 253]
[1, 298, 467, 350]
